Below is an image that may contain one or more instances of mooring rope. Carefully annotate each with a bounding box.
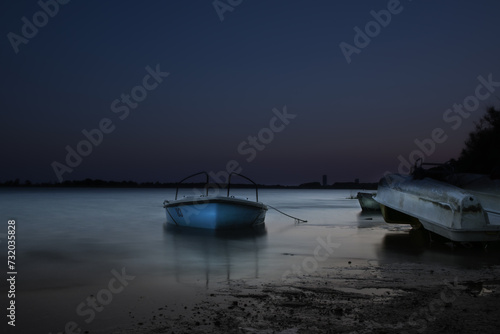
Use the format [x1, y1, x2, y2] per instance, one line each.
[267, 204, 308, 224]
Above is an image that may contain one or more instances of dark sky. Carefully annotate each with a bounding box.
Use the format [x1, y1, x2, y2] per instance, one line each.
[1, 0, 500, 185]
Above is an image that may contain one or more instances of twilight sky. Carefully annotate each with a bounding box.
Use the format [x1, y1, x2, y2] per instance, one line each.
[1, 0, 500, 185]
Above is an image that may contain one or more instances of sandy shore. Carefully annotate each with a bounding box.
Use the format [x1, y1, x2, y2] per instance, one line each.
[122, 259, 500, 334]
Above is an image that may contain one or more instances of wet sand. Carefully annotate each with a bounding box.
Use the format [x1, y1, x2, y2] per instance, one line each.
[124, 247, 500, 334]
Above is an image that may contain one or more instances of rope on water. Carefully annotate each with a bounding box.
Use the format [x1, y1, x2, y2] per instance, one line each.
[267, 204, 308, 224]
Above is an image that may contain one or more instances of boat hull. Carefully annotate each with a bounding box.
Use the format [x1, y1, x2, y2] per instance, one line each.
[375, 174, 500, 242]
[357, 192, 381, 211]
[164, 196, 267, 230]
[379, 204, 420, 226]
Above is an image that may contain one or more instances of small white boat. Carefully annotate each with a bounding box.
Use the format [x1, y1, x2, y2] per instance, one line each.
[375, 166, 500, 242]
[163, 172, 268, 230]
[356, 192, 380, 211]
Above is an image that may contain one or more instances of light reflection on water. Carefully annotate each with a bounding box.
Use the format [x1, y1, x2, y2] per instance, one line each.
[2, 188, 500, 283]
[2, 188, 500, 281]
[162, 224, 268, 287]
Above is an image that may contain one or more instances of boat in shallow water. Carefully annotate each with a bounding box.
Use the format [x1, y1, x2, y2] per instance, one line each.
[374, 163, 500, 242]
[163, 172, 268, 230]
[356, 192, 380, 211]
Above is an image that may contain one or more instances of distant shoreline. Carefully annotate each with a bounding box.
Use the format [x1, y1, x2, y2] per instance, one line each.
[0, 179, 378, 190]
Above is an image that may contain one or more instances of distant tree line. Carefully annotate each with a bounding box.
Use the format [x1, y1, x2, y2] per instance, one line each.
[0, 178, 269, 188]
[297, 181, 377, 190]
[0, 178, 378, 189]
[454, 106, 500, 178]
[0, 178, 172, 188]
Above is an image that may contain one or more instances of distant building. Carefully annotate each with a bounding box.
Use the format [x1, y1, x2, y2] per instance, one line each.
[322, 175, 327, 186]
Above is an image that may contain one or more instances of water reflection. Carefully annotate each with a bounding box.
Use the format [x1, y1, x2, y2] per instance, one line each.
[162, 224, 268, 287]
[380, 231, 428, 255]
[376, 229, 500, 268]
[356, 211, 385, 229]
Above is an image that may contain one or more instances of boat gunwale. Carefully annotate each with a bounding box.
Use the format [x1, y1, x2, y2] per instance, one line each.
[164, 196, 268, 211]
[419, 219, 500, 242]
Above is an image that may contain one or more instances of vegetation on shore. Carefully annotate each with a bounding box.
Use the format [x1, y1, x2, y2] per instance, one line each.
[0, 178, 377, 190]
[454, 106, 500, 177]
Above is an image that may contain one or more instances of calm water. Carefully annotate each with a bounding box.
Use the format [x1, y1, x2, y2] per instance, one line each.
[1, 188, 499, 333]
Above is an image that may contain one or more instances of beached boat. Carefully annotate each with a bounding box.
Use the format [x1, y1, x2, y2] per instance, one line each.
[163, 172, 268, 230]
[374, 169, 500, 242]
[356, 192, 381, 211]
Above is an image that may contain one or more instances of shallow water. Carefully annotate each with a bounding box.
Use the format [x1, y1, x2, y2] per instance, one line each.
[1, 188, 499, 333]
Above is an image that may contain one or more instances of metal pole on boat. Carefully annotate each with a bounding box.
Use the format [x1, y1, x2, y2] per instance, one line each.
[174, 171, 209, 200]
[227, 172, 259, 202]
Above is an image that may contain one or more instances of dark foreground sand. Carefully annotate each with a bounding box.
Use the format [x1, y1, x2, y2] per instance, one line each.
[122, 259, 500, 334]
